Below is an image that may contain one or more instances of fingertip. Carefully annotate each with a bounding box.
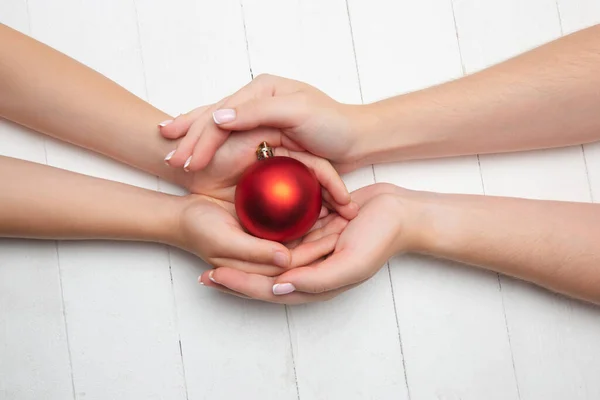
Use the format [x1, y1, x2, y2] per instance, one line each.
[208, 269, 218, 283]
[348, 201, 360, 218]
[319, 206, 329, 219]
[272, 282, 297, 295]
[212, 108, 237, 125]
[274, 248, 291, 268]
[336, 201, 359, 220]
[330, 184, 352, 206]
[159, 124, 183, 139]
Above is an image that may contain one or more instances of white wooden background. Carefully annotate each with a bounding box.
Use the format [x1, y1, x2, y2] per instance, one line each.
[1, 1, 600, 399]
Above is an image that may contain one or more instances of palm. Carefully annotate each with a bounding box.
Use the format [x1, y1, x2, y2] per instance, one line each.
[185, 128, 283, 201]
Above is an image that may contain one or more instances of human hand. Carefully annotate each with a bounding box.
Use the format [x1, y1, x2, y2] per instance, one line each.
[163, 120, 357, 220]
[160, 74, 372, 174]
[168, 194, 341, 276]
[197, 183, 427, 303]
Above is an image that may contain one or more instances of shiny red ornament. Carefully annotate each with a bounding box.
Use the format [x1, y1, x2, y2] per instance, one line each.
[235, 142, 322, 242]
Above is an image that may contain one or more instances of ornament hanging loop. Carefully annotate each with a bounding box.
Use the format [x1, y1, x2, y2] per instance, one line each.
[256, 141, 274, 160]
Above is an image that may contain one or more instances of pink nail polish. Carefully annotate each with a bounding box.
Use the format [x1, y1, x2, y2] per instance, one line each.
[158, 119, 173, 127]
[209, 270, 217, 283]
[272, 283, 296, 295]
[212, 109, 236, 124]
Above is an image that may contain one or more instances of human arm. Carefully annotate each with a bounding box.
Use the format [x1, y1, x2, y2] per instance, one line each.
[200, 183, 600, 305]
[165, 24, 600, 171]
[0, 23, 182, 186]
[0, 23, 354, 215]
[0, 155, 337, 274]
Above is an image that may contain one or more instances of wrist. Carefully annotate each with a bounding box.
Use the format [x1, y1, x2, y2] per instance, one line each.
[404, 191, 477, 259]
[145, 193, 189, 247]
[350, 88, 458, 166]
[387, 188, 458, 255]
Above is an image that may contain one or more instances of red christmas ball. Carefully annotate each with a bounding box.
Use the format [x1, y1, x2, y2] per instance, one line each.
[235, 143, 321, 242]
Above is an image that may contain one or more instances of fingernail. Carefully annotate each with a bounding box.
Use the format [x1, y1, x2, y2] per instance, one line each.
[212, 109, 236, 124]
[198, 277, 205, 286]
[164, 150, 176, 165]
[272, 283, 296, 295]
[158, 119, 173, 127]
[183, 156, 192, 172]
[274, 251, 289, 268]
[208, 270, 217, 283]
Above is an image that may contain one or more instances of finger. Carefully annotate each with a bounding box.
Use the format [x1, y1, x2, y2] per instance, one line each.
[319, 205, 329, 219]
[199, 275, 253, 300]
[166, 108, 214, 168]
[306, 213, 338, 234]
[322, 189, 359, 221]
[201, 268, 348, 304]
[213, 95, 305, 132]
[218, 227, 292, 268]
[288, 233, 338, 268]
[159, 105, 212, 139]
[282, 150, 352, 207]
[273, 251, 369, 294]
[188, 81, 270, 170]
[210, 258, 283, 277]
[302, 215, 348, 244]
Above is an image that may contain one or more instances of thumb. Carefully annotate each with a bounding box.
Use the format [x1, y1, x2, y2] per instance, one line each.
[213, 95, 306, 131]
[222, 227, 292, 268]
[272, 251, 366, 295]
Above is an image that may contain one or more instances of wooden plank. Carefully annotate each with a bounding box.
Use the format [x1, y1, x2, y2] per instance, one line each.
[135, 1, 299, 398]
[349, 0, 520, 398]
[0, 5, 74, 400]
[453, 0, 600, 398]
[557, 1, 600, 201]
[557, 0, 600, 34]
[240, 0, 409, 398]
[25, 1, 187, 399]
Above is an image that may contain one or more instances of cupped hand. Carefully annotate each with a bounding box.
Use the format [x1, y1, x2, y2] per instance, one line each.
[171, 194, 341, 277]
[160, 74, 371, 174]
[165, 125, 358, 220]
[197, 183, 427, 303]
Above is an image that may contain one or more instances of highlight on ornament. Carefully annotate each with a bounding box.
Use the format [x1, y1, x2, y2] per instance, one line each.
[234, 142, 322, 242]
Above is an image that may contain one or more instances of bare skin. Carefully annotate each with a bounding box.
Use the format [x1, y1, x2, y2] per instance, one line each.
[166, 25, 600, 304]
[0, 23, 357, 272]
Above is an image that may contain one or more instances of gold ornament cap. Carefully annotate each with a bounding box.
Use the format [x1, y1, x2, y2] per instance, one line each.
[256, 141, 274, 160]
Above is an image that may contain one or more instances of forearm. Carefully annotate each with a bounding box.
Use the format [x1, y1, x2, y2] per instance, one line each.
[0, 24, 189, 188]
[358, 24, 600, 164]
[0, 155, 180, 243]
[412, 191, 600, 304]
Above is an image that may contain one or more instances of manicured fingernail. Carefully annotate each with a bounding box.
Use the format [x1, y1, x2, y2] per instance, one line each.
[198, 276, 205, 286]
[183, 156, 192, 172]
[208, 270, 217, 283]
[274, 251, 289, 268]
[164, 150, 176, 164]
[158, 119, 173, 127]
[272, 283, 296, 295]
[212, 109, 236, 124]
